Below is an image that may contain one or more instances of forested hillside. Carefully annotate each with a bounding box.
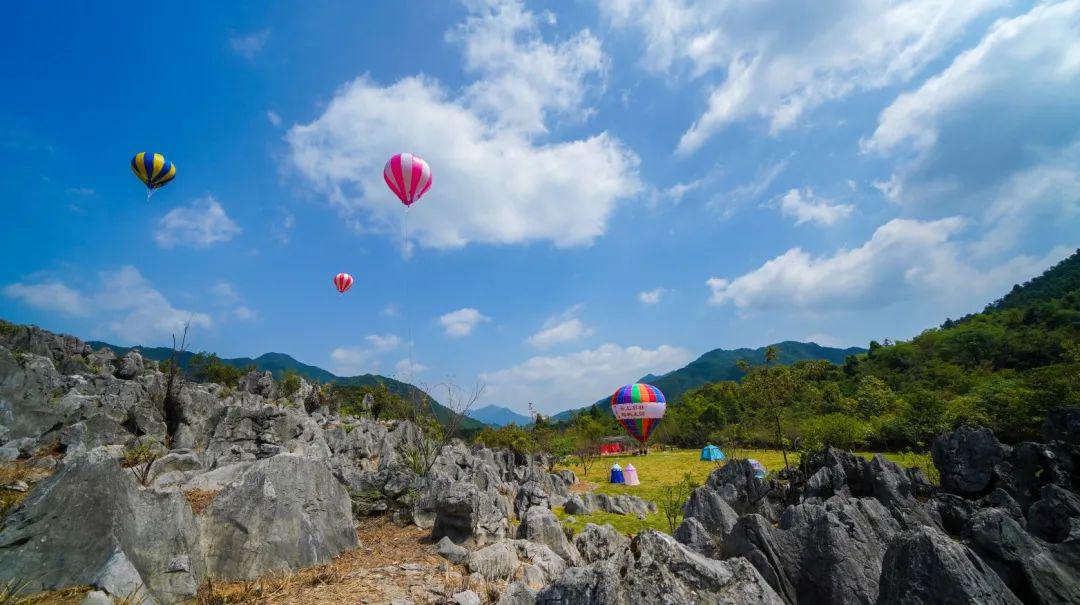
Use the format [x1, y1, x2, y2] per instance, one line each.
[656, 249, 1079, 450]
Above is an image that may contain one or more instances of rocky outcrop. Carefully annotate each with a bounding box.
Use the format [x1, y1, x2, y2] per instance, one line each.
[932, 426, 1005, 498]
[572, 523, 629, 565]
[198, 454, 357, 579]
[962, 508, 1080, 605]
[517, 506, 581, 566]
[562, 492, 656, 518]
[0, 449, 202, 604]
[876, 526, 1021, 605]
[538, 531, 783, 604]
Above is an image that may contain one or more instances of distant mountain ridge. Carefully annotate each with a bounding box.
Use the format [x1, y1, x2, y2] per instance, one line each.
[553, 340, 865, 421]
[468, 405, 533, 427]
[87, 340, 485, 430]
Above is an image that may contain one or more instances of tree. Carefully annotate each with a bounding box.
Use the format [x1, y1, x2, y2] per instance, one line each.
[162, 321, 190, 446]
[398, 380, 484, 478]
[739, 346, 795, 471]
[570, 414, 606, 476]
[658, 473, 699, 533]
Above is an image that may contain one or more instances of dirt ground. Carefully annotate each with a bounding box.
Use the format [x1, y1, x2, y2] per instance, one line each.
[14, 518, 506, 605]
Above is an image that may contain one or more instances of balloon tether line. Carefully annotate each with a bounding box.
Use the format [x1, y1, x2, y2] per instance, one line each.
[403, 205, 415, 385]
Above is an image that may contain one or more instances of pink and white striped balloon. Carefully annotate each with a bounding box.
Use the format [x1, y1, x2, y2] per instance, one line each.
[333, 272, 354, 294]
[383, 153, 433, 207]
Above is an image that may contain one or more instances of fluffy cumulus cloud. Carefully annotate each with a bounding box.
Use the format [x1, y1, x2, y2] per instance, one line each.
[707, 218, 1071, 313]
[287, 1, 640, 249]
[637, 288, 666, 305]
[526, 304, 594, 349]
[5, 268, 211, 343]
[863, 1, 1080, 254]
[3, 281, 90, 316]
[450, 0, 607, 135]
[155, 196, 242, 249]
[777, 188, 853, 227]
[602, 0, 1002, 152]
[95, 267, 212, 343]
[439, 308, 490, 338]
[480, 343, 692, 413]
[330, 333, 404, 375]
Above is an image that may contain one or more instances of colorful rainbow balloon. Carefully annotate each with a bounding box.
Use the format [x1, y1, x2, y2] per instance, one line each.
[610, 383, 666, 444]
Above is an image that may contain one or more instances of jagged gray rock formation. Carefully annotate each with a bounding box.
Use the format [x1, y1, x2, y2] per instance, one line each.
[537, 530, 783, 604]
[876, 525, 1021, 605]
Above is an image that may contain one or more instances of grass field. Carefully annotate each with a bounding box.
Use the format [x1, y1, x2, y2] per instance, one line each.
[554, 448, 935, 535]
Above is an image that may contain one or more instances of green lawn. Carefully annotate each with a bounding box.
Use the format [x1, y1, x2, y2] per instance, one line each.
[554, 448, 935, 536]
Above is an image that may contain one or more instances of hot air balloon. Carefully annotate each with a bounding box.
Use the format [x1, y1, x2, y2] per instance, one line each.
[130, 152, 176, 199]
[333, 273, 354, 294]
[610, 383, 666, 444]
[383, 153, 432, 208]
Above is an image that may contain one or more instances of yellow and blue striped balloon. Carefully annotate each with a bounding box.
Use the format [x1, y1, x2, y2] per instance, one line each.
[130, 152, 176, 197]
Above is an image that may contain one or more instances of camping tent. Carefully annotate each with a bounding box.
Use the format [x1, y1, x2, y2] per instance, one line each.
[609, 462, 624, 484]
[700, 444, 725, 461]
[623, 463, 640, 486]
[747, 459, 767, 479]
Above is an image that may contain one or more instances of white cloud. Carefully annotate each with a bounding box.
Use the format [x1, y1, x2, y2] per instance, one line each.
[330, 347, 379, 376]
[395, 358, 428, 377]
[287, 3, 640, 250]
[66, 187, 94, 197]
[709, 159, 787, 217]
[381, 303, 400, 318]
[272, 211, 294, 244]
[863, 1, 1080, 254]
[3, 281, 90, 316]
[209, 280, 257, 321]
[210, 280, 240, 305]
[95, 267, 212, 343]
[480, 343, 692, 413]
[234, 306, 257, 321]
[366, 333, 402, 351]
[526, 304, 594, 349]
[229, 28, 270, 60]
[637, 288, 666, 305]
[330, 333, 403, 375]
[155, 196, 242, 249]
[777, 188, 853, 227]
[603, 0, 1003, 153]
[266, 110, 282, 127]
[707, 217, 1071, 313]
[440, 308, 490, 338]
[450, 0, 608, 135]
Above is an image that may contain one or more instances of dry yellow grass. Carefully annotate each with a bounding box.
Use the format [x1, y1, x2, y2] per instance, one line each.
[183, 489, 219, 516]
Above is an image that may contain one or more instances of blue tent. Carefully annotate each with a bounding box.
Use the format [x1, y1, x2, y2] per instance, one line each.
[747, 459, 767, 479]
[609, 462, 624, 484]
[700, 444, 725, 461]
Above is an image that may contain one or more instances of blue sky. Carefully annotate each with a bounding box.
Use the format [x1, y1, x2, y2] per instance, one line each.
[1, 1, 1077, 414]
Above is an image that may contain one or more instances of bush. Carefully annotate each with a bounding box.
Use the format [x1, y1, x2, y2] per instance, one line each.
[798, 413, 871, 451]
[279, 370, 302, 398]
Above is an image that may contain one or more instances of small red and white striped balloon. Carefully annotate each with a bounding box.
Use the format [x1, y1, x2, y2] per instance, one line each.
[333, 273, 354, 294]
[383, 152, 433, 207]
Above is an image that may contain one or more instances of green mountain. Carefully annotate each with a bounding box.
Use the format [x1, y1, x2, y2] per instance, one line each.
[469, 405, 533, 427]
[553, 341, 865, 421]
[87, 341, 485, 430]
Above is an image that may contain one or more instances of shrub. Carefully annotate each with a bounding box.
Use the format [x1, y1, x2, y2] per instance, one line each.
[120, 443, 160, 486]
